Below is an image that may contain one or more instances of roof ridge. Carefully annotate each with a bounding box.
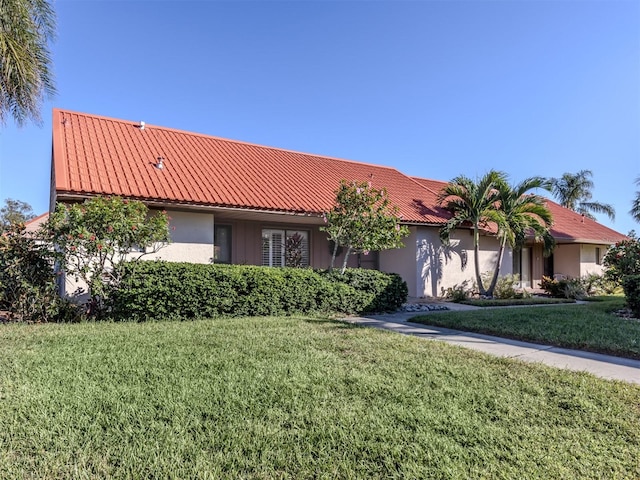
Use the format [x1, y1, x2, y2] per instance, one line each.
[53, 108, 406, 174]
[24, 212, 49, 225]
[409, 176, 448, 197]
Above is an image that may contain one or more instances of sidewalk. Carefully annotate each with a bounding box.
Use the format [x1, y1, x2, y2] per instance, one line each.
[343, 308, 640, 385]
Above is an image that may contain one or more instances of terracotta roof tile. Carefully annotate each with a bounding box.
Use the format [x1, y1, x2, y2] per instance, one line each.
[52, 109, 627, 244]
[545, 200, 628, 244]
[412, 175, 627, 244]
[52, 109, 447, 224]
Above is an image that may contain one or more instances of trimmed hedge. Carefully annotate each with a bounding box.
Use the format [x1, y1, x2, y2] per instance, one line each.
[107, 262, 408, 321]
[319, 268, 408, 313]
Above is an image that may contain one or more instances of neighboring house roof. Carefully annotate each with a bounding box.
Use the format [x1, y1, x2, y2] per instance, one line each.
[52, 109, 448, 225]
[51, 109, 626, 244]
[23, 212, 49, 234]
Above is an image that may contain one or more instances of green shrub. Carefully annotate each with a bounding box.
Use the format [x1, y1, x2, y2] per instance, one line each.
[622, 274, 640, 318]
[603, 235, 640, 284]
[0, 223, 61, 322]
[440, 281, 471, 302]
[540, 275, 587, 299]
[107, 262, 407, 321]
[491, 274, 520, 299]
[319, 268, 408, 312]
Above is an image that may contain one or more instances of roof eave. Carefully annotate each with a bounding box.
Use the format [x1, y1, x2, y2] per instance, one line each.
[54, 191, 327, 217]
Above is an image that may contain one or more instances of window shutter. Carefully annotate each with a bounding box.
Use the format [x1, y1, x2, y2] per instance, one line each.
[262, 230, 284, 267]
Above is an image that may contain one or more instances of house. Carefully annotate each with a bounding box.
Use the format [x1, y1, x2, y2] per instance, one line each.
[411, 178, 628, 291]
[50, 109, 628, 298]
[23, 212, 49, 235]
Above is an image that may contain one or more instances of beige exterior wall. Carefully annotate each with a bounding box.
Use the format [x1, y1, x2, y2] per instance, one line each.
[579, 243, 608, 277]
[66, 208, 608, 301]
[379, 227, 418, 296]
[415, 227, 508, 298]
[61, 209, 216, 297]
[149, 210, 214, 263]
[553, 244, 581, 278]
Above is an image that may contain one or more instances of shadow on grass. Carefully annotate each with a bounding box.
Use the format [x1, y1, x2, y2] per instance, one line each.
[300, 316, 363, 329]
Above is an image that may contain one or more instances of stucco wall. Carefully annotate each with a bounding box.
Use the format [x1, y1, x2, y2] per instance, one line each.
[150, 210, 214, 263]
[379, 227, 418, 297]
[61, 209, 216, 297]
[416, 227, 508, 298]
[579, 244, 608, 276]
[553, 244, 581, 278]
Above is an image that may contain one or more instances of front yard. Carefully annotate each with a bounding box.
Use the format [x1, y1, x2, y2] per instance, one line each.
[412, 296, 640, 359]
[1, 316, 639, 478]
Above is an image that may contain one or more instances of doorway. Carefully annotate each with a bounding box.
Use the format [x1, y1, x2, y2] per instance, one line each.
[513, 247, 531, 288]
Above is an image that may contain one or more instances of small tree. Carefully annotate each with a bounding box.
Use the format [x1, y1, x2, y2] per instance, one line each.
[0, 222, 59, 321]
[438, 171, 505, 296]
[321, 180, 409, 274]
[284, 232, 304, 267]
[44, 196, 170, 314]
[603, 232, 640, 284]
[484, 176, 554, 296]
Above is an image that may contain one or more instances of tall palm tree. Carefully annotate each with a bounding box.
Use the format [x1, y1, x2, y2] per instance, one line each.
[0, 0, 56, 126]
[550, 170, 615, 221]
[437, 170, 506, 296]
[631, 176, 640, 223]
[485, 177, 554, 295]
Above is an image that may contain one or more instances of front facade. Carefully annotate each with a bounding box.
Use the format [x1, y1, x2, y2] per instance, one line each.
[50, 109, 627, 298]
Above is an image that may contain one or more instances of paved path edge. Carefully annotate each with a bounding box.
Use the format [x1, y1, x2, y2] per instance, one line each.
[343, 314, 640, 385]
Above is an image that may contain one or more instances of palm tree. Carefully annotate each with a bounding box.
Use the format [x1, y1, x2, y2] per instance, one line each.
[631, 176, 640, 223]
[437, 170, 506, 296]
[485, 177, 554, 295]
[0, 0, 56, 126]
[550, 170, 615, 221]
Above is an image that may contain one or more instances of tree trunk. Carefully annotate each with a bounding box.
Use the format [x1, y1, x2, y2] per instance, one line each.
[329, 241, 339, 271]
[473, 225, 487, 296]
[486, 236, 507, 297]
[340, 246, 353, 274]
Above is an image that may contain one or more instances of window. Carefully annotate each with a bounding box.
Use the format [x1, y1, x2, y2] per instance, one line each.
[262, 229, 309, 267]
[214, 225, 232, 263]
[595, 247, 601, 265]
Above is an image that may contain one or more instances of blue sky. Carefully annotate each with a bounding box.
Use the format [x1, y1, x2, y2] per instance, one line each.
[1, 0, 639, 234]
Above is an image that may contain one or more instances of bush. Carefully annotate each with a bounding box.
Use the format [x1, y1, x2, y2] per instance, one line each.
[622, 274, 640, 318]
[539, 276, 587, 299]
[603, 235, 640, 284]
[107, 262, 408, 321]
[319, 268, 408, 313]
[492, 273, 531, 299]
[0, 223, 61, 322]
[440, 280, 472, 302]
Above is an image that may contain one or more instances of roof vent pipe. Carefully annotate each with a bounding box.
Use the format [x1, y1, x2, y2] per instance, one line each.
[155, 156, 164, 170]
[140, 121, 145, 130]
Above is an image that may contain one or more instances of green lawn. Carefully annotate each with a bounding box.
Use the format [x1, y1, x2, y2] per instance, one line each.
[1, 317, 639, 478]
[412, 296, 640, 360]
[460, 297, 575, 307]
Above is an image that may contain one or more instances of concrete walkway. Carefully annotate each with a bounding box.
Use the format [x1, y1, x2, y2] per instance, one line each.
[343, 307, 640, 385]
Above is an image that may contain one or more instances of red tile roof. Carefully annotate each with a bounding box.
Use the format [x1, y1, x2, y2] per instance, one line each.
[411, 177, 627, 245]
[545, 200, 628, 244]
[52, 109, 626, 244]
[52, 109, 447, 224]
